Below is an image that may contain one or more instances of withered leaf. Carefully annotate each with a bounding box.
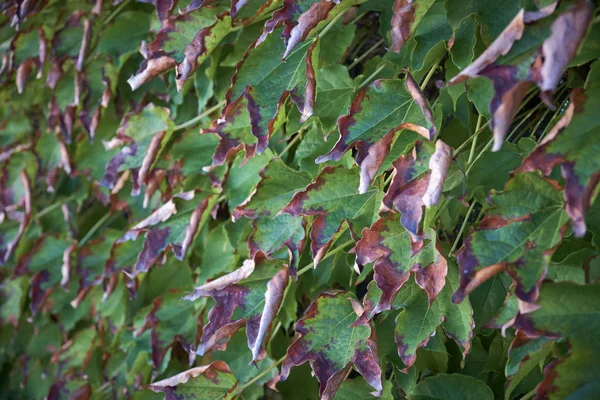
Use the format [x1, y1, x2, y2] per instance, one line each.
[185, 254, 289, 362]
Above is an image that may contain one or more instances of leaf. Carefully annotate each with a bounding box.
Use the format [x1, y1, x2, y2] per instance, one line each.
[447, 1, 594, 151]
[101, 104, 174, 196]
[280, 290, 383, 400]
[389, 0, 435, 53]
[0, 276, 28, 328]
[282, 165, 380, 266]
[355, 213, 447, 313]
[118, 191, 216, 276]
[504, 333, 553, 400]
[407, 373, 493, 400]
[316, 74, 436, 180]
[513, 282, 600, 399]
[0, 154, 33, 265]
[382, 140, 434, 238]
[233, 158, 312, 273]
[128, 6, 232, 91]
[224, 27, 319, 154]
[390, 260, 473, 369]
[133, 291, 202, 368]
[14, 235, 75, 314]
[517, 62, 600, 237]
[453, 172, 569, 305]
[184, 254, 289, 362]
[259, 0, 354, 59]
[147, 361, 238, 399]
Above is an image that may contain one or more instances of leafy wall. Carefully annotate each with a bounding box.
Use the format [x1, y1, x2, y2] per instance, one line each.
[0, 0, 599, 399]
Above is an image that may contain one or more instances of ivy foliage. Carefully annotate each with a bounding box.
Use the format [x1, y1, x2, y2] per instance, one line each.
[0, 0, 599, 399]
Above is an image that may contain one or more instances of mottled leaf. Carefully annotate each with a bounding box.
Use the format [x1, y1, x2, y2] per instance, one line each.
[517, 62, 600, 237]
[281, 290, 383, 400]
[282, 165, 380, 266]
[513, 282, 600, 399]
[453, 172, 569, 305]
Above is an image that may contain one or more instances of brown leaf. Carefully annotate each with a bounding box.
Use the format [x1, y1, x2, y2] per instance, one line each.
[422, 139, 452, 207]
[537, 0, 593, 106]
[390, 0, 415, 53]
[382, 141, 433, 238]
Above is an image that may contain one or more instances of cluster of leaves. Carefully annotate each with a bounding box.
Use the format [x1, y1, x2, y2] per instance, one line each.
[0, 0, 599, 399]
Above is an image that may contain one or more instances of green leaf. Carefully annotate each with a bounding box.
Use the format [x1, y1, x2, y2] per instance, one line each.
[407, 373, 493, 400]
[101, 104, 175, 196]
[225, 27, 319, 153]
[356, 214, 447, 313]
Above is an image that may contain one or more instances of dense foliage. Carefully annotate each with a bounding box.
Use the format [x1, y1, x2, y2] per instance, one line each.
[0, 0, 599, 399]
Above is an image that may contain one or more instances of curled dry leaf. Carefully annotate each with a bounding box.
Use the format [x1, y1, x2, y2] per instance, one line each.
[118, 191, 216, 276]
[128, 6, 231, 91]
[184, 254, 289, 362]
[422, 139, 452, 207]
[147, 361, 238, 399]
[447, 1, 593, 151]
[280, 291, 383, 400]
[382, 140, 434, 238]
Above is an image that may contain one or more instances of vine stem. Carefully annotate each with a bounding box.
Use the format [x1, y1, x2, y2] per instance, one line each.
[296, 238, 355, 276]
[173, 100, 226, 131]
[358, 64, 386, 89]
[278, 127, 306, 158]
[449, 200, 476, 255]
[234, 355, 286, 395]
[36, 194, 78, 219]
[347, 39, 384, 69]
[420, 57, 441, 90]
[79, 212, 114, 246]
[104, 0, 132, 25]
[466, 115, 483, 166]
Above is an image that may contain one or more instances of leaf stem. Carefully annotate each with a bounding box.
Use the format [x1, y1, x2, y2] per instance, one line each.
[36, 194, 78, 219]
[467, 115, 483, 166]
[296, 238, 355, 276]
[79, 212, 114, 246]
[278, 127, 306, 158]
[348, 39, 384, 69]
[449, 200, 476, 255]
[358, 64, 386, 89]
[234, 354, 286, 394]
[174, 101, 226, 131]
[103, 0, 132, 25]
[420, 57, 441, 90]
